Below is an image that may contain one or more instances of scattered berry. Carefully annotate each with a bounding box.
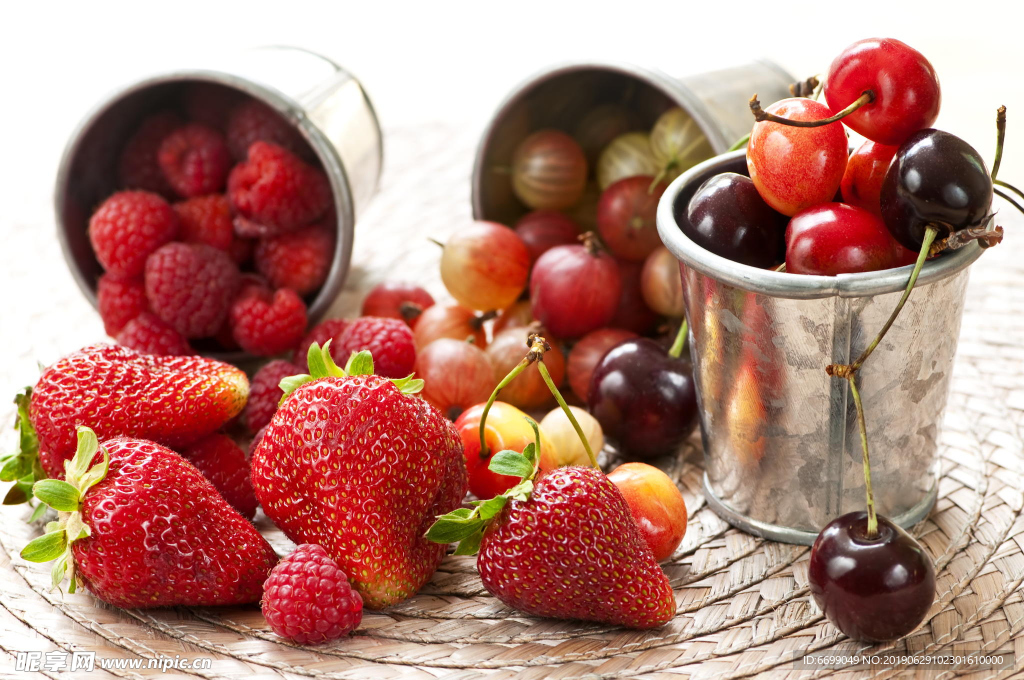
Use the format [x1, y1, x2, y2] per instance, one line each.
[174, 194, 234, 252]
[118, 112, 182, 197]
[182, 434, 260, 520]
[89, 191, 179, 278]
[335, 317, 416, 379]
[361, 282, 435, 328]
[230, 287, 308, 356]
[145, 242, 240, 338]
[243, 359, 301, 433]
[158, 124, 232, 198]
[97, 273, 148, 336]
[117, 312, 193, 356]
[254, 224, 334, 296]
[262, 544, 363, 644]
[293, 318, 349, 363]
[226, 100, 304, 160]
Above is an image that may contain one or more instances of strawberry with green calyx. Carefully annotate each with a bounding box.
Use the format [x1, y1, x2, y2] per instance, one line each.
[15, 344, 249, 492]
[21, 426, 277, 607]
[251, 342, 465, 609]
[427, 334, 676, 629]
[0, 389, 46, 513]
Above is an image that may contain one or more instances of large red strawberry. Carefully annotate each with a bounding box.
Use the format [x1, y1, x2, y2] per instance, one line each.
[20, 428, 277, 608]
[251, 344, 467, 609]
[15, 344, 248, 483]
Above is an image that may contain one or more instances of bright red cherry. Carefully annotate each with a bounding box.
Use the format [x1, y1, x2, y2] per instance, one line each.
[361, 281, 435, 328]
[514, 210, 580, 265]
[840, 140, 898, 217]
[608, 462, 687, 562]
[530, 235, 622, 339]
[786, 203, 907, 276]
[825, 38, 941, 146]
[596, 176, 667, 262]
[609, 259, 659, 335]
[747, 98, 848, 217]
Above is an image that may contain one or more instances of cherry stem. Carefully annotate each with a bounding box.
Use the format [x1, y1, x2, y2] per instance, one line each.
[477, 335, 549, 458]
[994, 187, 1024, 217]
[846, 374, 878, 538]
[648, 163, 675, 194]
[749, 90, 874, 127]
[995, 179, 1024, 202]
[668, 319, 689, 360]
[788, 75, 820, 98]
[774, 262, 787, 273]
[579, 231, 602, 256]
[727, 134, 750, 152]
[469, 310, 498, 330]
[398, 301, 424, 324]
[428, 238, 444, 249]
[536, 356, 599, 469]
[991, 105, 1006, 181]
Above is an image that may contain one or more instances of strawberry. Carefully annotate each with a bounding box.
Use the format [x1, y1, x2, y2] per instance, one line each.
[20, 427, 277, 608]
[181, 434, 259, 520]
[6, 344, 248, 486]
[251, 343, 467, 609]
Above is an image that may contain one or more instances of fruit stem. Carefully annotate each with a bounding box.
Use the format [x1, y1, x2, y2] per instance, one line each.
[749, 90, 874, 127]
[536, 356, 599, 469]
[994, 187, 1024, 217]
[668, 319, 689, 360]
[579, 231, 603, 256]
[847, 374, 878, 538]
[478, 335, 549, 457]
[788, 75, 820, 98]
[469, 310, 499, 330]
[774, 262, 787, 273]
[991, 105, 1006, 180]
[428, 238, 444, 249]
[398, 301, 424, 324]
[727, 134, 750, 152]
[648, 163, 674, 194]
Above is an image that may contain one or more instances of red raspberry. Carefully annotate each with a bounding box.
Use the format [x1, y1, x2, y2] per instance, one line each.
[97, 273, 149, 336]
[230, 287, 307, 356]
[229, 236, 255, 265]
[145, 242, 240, 338]
[182, 83, 241, 130]
[118, 111, 182, 197]
[335, 317, 416, 379]
[361, 282, 436, 328]
[158, 124, 231, 198]
[174, 194, 234, 252]
[261, 543, 363, 644]
[254, 224, 334, 296]
[242, 359, 301, 434]
[228, 142, 331, 235]
[90, 191, 179, 278]
[182, 434, 259, 520]
[226, 100, 304, 160]
[293, 318, 350, 364]
[116, 312, 193, 356]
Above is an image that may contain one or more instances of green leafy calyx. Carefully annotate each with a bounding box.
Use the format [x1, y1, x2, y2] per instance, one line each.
[19, 426, 109, 594]
[279, 342, 424, 401]
[1, 388, 46, 506]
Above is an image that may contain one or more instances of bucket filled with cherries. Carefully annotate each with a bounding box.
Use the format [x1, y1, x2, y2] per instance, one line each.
[659, 37, 1019, 642]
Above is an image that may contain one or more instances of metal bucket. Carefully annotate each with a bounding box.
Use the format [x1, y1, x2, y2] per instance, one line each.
[55, 46, 382, 360]
[657, 150, 984, 545]
[471, 60, 793, 224]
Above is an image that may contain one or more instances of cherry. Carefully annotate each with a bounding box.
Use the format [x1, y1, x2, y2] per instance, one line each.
[596, 176, 667, 262]
[514, 210, 580, 265]
[786, 203, 908, 276]
[588, 329, 698, 459]
[809, 511, 935, 642]
[746, 98, 848, 216]
[881, 129, 993, 251]
[840, 140, 898, 217]
[682, 172, 786, 268]
[641, 246, 685, 317]
[529, 235, 622, 339]
[440, 221, 530, 311]
[608, 462, 687, 562]
[539, 405, 604, 469]
[361, 281, 435, 328]
[825, 38, 941, 146]
[609, 259, 660, 335]
[415, 338, 494, 421]
[413, 303, 490, 349]
[566, 328, 637, 401]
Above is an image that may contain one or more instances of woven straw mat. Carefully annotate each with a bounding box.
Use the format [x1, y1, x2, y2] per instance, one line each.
[1, 123, 1023, 679]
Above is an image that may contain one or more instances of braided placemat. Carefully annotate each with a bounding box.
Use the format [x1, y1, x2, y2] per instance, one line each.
[1, 123, 1022, 679]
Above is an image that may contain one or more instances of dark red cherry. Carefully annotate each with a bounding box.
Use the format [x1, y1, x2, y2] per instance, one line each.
[786, 203, 905, 275]
[880, 129, 993, 251]
[825, 38, 941, 146]
[514, 210, 580, 265]
[530, 237, 621, 339]
[809, 511, 935, 642]
[587, 338, 698, 459]
[681, 172, 787, 268]
[608, 259, 660, 335]
[841, 140, 898, 216]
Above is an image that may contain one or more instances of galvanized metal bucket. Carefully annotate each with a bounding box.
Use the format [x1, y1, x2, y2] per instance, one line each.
[472, 60, 793, 224]
[657, 150, 985, 545]
[55, 46, 382, 360]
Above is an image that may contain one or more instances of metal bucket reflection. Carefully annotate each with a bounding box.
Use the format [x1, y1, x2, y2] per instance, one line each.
[657, 150, 984, 545]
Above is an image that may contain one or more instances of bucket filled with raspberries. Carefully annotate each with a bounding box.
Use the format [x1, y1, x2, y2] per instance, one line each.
[55, 46, 382, 360]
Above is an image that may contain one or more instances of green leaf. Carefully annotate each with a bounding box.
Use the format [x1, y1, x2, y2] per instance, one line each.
[2, 484, 27, 505]
[64, 513, 90, 541]
[21, 530, 67, 562]
[64, 427, 99, 486]
[391, 374, 425, 395]
[32, 480, 80, 512]
[307, 341, 346, 380]
[424, 516, 485, 544]
[0, 454, 25, 482]
[444, 507, 474, 520]
[453, 528, 484, 556]
[279, 373, 313, 400]
[521, 442, 537, 465]
[505, 479, 534, 503]
[52, 553, 69, 591]
[344, 350, 375, 377]
[488, 450, 534, 479]
[476, 495, 508, 521]
[28, 503, 47, 523]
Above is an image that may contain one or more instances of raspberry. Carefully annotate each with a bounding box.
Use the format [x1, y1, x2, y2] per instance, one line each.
[116, 312, 193, 356]
[182, 434, 259, 520]
[229, 236, 255, 265]
[254, 224, 334, 296]
[182, 83, 241, 130]
[174, 194, 234, 252]
[293, 318, 350, 364]
[145, 242, 240, 338]
[261, 543, 363, 644]
[225, 100, 304, 160]
[249, 424, 268, 459]
[97, 273, 149, 336]
[228, 142, 331, 235]
[90, 191, 179, 278]
[242, 359, 301, 434]
[230, 287, 307, 356]
[335, 317, 416, 379]
[158, 124, 231, 198]
[118, 111, 182, 197]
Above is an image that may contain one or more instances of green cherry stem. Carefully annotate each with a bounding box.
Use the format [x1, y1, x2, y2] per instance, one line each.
[846, 374, 878, 538]
[994, 187, 1024, 217]
[750, 91, 874, 127]
[536, 357, 598, 469]
[991, 105, 1006, 180]
[727, 133, 750, 152]
[478, 335, 550, 458]
[668, 319, 689, 360]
